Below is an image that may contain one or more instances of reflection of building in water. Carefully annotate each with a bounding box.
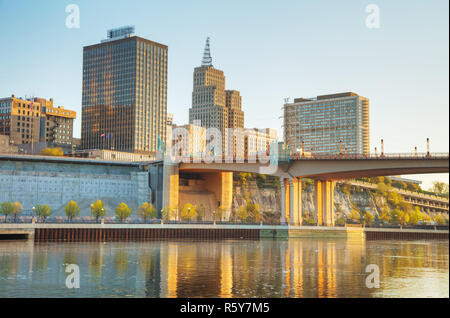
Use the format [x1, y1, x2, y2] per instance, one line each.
[143, 247, 161, 298]
[281, 239, 368, 298]
[89, 244, 104, 279]
[160, 242, 178, 298]
[220, 244, 233, 297]
[161, 242, 226, 297]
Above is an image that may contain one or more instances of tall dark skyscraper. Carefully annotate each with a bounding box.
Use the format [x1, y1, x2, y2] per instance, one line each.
[81, 26, 168, 154]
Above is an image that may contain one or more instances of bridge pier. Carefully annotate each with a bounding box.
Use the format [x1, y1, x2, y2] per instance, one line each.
[314, 180, 335, 226]
[280, 177, 302, 226]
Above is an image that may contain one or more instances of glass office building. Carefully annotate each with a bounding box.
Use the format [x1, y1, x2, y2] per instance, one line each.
[81, 27, 168, 154]
[283, 92, 369, 155]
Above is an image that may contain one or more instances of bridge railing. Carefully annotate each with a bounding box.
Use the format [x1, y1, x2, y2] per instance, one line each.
[289, 152, 450, 160]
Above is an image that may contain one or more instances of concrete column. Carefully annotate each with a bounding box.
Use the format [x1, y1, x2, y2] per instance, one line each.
[314, 180, 323, 226]
[285, 178, 290, 224]
[289, 178, 302, 226]
[315, 180, 335, 227]
[162, 163, 179, 215]
[298, 178, 303, 226]
[289, 178, 295, 226]
[328, 181, 335, 226]
[280, 177, 286, 224]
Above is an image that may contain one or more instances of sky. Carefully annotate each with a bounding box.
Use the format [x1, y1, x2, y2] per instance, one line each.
[0, 0, 448, 189]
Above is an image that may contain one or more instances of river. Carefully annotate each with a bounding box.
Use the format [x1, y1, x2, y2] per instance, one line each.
[0, 238, 448, 298]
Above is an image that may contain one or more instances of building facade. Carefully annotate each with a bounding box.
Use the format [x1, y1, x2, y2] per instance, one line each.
[81, 26, 168, 155]
[189, 37, 244, 155]
[171, 123, 206, 159]
[283, 92, 369, 155]
[244, 128, 278, 159]
[0, 95, 76, 152]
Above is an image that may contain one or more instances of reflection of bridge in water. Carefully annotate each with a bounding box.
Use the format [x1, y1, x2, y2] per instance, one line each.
[151, 153, 449, 227]
[1, 239, 448, 297]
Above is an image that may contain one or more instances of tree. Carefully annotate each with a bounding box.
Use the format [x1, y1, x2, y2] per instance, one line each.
[376, 182, 389, 196]
[35, 204, 52, 222]
[433, 213, 445, 225]
[216, 205, 226, 222]
[430, 181, 449, 198]
[422, 212, 432, 224]
[195, 204, 205, 222]
[115, 203, 131, 223]
[161, 206, 176, 222]
[239, 172, 252, 186]
[137, 202, 157, 223]
[374, 176, 385, 184]
[0, 201, 14, 223]
[362, 211, 375, 226]
[246, 202, 261, 223]
[12, 202, 23, 223]
[349, 209, 361, 223]
[392, 180, 407, 190]
[391, 208, 409, 226]
[379, 206, 391, 224]
[406, 183, 420, 192]
[335, 215, 346, 226]
[387, 192, 402, 206]
[237, 206, 248, 223]
[409, 206, 423, 225]
[65, 200, 80, 222]
[91, 200, 106, 222]
[181, 203, 196, 222]
[40, 147, 64, 156]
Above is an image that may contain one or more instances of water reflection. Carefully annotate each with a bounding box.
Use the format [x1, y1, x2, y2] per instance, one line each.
[0, 239, 447, 298]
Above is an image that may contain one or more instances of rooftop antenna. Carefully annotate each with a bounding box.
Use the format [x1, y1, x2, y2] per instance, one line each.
[201, 37, 213, 67]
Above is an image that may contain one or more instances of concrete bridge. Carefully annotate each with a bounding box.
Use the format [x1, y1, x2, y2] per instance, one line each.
[152, 153, 449, 227]
[0, 153, 448, 227]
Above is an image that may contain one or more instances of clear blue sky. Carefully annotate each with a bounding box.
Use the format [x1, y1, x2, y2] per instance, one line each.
[0, 0, 448, 189]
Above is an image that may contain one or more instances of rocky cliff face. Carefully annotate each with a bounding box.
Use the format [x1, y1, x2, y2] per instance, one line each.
[232, 180, 379, 219]
[232, 181, 280, 214]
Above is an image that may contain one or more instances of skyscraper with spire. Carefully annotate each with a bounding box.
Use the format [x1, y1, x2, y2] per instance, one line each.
[189, 37, 244, 154]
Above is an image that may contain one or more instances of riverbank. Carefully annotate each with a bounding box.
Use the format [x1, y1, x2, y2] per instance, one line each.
[0, 224, 447, 241]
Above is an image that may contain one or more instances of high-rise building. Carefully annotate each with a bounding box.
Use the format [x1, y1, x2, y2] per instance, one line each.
[165, 113, 174, 153]
[81, 26, 168, 155]
[244, 128, 278, 159]
[283, 92, 369, 155]
[189, 37, 244, 154]
[171, 123, 206, 159]
[0, 94, 76, 150]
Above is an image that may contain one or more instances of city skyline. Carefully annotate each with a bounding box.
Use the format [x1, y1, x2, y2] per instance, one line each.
[0, 0, 448, 188]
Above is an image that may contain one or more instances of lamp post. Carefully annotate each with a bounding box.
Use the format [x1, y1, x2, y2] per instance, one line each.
[101, 208, 105, 224]
[213, 210, 216, 225]
[32, 206, 35, 224]
[187, 207, 191, 223]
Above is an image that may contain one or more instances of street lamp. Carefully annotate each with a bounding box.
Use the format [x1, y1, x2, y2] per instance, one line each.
[187, 207, 191, 223]
[32, 206, 35, 224]
[101, 208, 105, 224]
[213, 210, 216, 225]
